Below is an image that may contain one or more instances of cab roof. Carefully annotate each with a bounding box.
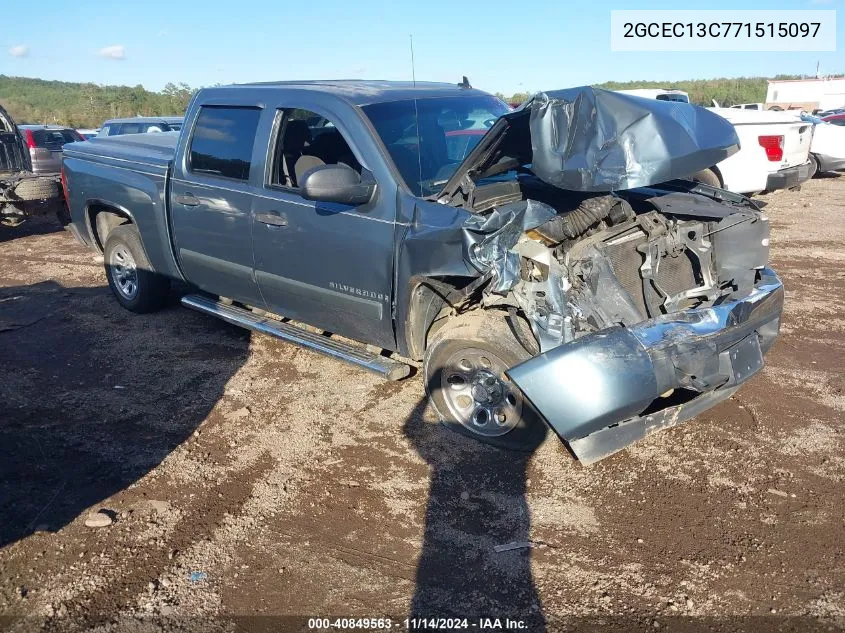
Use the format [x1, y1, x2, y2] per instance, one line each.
[214, 80, 491, 106]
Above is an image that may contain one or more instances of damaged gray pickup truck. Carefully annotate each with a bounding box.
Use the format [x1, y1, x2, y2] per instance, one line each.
[62, 81, 783, 464]
[1, 104, 66, 227]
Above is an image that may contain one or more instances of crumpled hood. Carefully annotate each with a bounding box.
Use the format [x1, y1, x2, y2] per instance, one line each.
[439, 86, 741, 197]
[528, 87, 740, 191]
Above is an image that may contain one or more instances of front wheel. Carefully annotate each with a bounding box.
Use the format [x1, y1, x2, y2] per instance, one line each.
[690, 168, 721, 188]
[103, 224, 169, 313]
[423, 311, 546, 451]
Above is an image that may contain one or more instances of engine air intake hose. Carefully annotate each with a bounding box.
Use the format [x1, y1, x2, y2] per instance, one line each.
[534, 195, 630, 243]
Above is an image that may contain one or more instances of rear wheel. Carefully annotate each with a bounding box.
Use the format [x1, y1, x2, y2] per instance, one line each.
[423, 311, 546, 451]
[690, 168, 721, 188]
[103, 224, 169, 313]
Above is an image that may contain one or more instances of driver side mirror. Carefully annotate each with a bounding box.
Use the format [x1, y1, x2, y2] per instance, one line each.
[300, 164, 375, 205]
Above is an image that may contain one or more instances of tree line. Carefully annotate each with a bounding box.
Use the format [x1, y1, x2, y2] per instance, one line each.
[0, 73, 831, 129]
[497, 75, 812, 106]
[0, 75, 195, 128]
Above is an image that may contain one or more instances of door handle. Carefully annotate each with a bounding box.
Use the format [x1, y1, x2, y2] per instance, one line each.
[256, 211, 288, 227]
[175, 193, 200, 207]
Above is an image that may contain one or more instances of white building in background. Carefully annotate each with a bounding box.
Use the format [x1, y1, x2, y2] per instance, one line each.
[766, 78, 845, 111]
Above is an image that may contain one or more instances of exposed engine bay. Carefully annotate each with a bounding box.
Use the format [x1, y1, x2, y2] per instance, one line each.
[466, 179, 770, 355]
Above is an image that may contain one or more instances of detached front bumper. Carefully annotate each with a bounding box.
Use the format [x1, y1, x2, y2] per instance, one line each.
[507, 268, 783, 464]
[765, 161, 813, 190]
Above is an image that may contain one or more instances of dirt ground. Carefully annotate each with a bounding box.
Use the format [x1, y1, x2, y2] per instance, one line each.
[1, 177, 843, 633]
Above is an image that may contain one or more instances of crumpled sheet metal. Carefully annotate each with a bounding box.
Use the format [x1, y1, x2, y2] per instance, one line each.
[397, 199, 555, 306]
[525, 87, 740, 192]
[463, 199, 557, 293]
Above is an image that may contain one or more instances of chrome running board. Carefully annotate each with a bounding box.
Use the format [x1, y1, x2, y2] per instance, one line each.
[181, 294, 411, 381]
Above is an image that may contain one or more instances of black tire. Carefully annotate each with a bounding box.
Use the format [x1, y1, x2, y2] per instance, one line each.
[423, 310, 546, 451]
[12, 177, 59, 201]
[690, 168, 721, 188]
[103, 224, 169, 313]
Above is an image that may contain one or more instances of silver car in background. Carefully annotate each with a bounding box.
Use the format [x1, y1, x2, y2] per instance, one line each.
[19, 125, 85, 175]
[98, 117, 183, 137]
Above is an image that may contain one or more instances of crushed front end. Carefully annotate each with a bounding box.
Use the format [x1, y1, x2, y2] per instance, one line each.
[484, 183, 783, 463]
[491, 186, 783, 463]
[431, 87, 783, 463]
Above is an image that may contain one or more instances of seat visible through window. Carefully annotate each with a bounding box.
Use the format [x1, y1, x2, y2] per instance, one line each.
[272, 110, 360, 189]
[280, 120, 311, 187]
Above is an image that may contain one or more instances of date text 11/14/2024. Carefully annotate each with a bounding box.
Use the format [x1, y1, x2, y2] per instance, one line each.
[307, 617, 529, 630]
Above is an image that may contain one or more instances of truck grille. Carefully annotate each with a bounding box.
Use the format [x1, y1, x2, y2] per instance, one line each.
[606, 236, 699, 319]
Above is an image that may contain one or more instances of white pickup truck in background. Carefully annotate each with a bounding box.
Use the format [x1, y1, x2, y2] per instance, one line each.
[729, 103, 765, 111]
[699, 108, 814, 194]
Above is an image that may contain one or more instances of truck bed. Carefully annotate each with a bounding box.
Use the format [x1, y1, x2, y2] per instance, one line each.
[68, 132, 178, 170]
[713, 108, 812, 170]
[708, 108, 813, 193]
[62, 132, 180, 279]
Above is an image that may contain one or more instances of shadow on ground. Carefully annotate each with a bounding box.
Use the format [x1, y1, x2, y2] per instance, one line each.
[403, 399, 548, 630]
[0, 280, 249, 549]
[0, 216, 65, 243]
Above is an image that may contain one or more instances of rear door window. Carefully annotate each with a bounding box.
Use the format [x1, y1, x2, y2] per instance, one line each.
[188, 106, 261, 181]
[30, 129, 83, 150]
[118, 122, 143, 135]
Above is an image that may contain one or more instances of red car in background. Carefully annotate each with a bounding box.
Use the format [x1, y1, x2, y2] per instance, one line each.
[822, 114, 845, 126]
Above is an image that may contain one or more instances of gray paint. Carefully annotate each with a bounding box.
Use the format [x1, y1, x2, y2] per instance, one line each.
[255, 272, 384, 321]
[507, 327, 659, 440]
[169, 174, 263, 305]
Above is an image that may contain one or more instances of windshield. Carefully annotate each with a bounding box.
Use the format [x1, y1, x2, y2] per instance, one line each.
[362, 95, 510, 196]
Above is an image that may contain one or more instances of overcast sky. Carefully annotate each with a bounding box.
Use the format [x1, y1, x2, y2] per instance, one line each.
[1, 0, 841, 94]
